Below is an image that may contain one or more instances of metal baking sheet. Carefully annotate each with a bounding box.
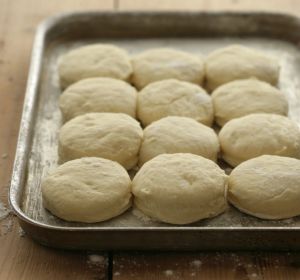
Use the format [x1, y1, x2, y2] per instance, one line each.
[9, 11, 300, 250]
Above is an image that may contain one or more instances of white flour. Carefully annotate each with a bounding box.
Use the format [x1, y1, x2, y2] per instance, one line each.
[0, 201, 9, 221]
[191, 260, 202, 268]
[87, 254, 105, 267]
[164, 270, 174, 276]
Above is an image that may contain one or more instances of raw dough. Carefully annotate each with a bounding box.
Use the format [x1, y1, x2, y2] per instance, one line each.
[58, 113, 143, 169]
[58, 44, 132, 88]
[42, 157, 132, 223]
[212, 78, 288, 126]
[205, 45, 280, 91]
[137, 79, 213, 127]
[219, 113, 300, 167]
[59, 77, 137, 122]
[139, 116, 219, 166]
[131, 48, 205, 89]
[132, 153, 227, 224]
[228, 155, 300, 220]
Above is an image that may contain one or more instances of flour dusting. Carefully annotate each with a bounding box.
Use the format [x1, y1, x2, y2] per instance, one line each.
[132, 208, 153, 224]
[0, 201, 9, 221]
[19, 226, 26, 237]
[164, 270, 174, 276]
[1, 219, 13, 236]
[86, 254, 106, 280]
[191, 259, 202, 268]
[87, 254, 105, 266]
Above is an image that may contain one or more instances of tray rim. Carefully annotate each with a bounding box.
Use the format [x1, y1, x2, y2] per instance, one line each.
[9, 10, 300, 233]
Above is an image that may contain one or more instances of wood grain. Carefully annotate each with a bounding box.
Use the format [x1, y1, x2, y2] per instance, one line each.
[113, 252, 300, 280]
[1, 221, 108, 280]
[0, 0, 113, 279]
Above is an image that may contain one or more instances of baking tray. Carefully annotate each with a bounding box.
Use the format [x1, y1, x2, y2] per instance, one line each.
[9, 11, 300, 251]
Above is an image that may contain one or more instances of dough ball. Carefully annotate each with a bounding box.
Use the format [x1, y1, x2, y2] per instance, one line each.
[58, 44, 132, 88]
[219, 113, 300, 167]
[228, 155, 300, 219]
[137, 79, 213, 127]
[131, 48, 205, 89]
[205, 45, 280, 91]
[212, 78, 288, 126]
[58, 113, 143, 170]
[132, 153, 227, 224]
[42, 157, 131, 223]
[139, 116, 219, 166]
[59, 77, 137, 122]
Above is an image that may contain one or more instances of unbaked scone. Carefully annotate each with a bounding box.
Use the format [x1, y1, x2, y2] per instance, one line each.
[212, 78, 288, 126]
[132, 153, 227, 224]
[139, 116, 219, 166]
[59, 77, 137, 122]
[205, 45, 280, 91]
[131, 48, 205, 89]
[219, 113, 300, 167]
[58, 113, 143, 169]
[58, 44, 132, 88]
[228, 155, 300, 220]
[137, 79, 213, 127]
[42, 157, 131, 223]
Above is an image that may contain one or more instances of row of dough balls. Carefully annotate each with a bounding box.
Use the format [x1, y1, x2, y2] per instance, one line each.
[59, 44, 286, 127]
[58, 112, 300, 169]
[59, 77, 288, 128]
[42, 154, 300, 224]
[58, 43, 279, 91]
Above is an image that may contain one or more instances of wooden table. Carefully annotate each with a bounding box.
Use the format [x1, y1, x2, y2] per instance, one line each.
[1, 1, 300, 279]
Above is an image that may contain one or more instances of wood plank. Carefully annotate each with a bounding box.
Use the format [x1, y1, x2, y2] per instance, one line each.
[113, 252, 300, 279]
[1, 220, 108, 280]
[0, 0, 113, 279]
[118, 0, 300, 15]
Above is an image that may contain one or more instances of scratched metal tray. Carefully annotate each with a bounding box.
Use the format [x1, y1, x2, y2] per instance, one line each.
[9, 11, 300, 250]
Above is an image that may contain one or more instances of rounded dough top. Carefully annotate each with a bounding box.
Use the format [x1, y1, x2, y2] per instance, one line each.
[58, 113, 143, 170]
[139, 116, 219, 165]
[228, 155, 300, 219]
[219, 113, 300, 167]
[41, 157, 132, 223]
[212, 78, 288, 126]
[58, 44, 132, 88]
[59, 77, 137, 122]
[132, 153, 227, 224]
[205, 45, 280, 91]
[137, 79, 213, 126]
[131, 48, 205, 89]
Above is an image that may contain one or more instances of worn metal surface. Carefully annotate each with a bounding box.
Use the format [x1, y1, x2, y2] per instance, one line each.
[9, 12, 300, 250]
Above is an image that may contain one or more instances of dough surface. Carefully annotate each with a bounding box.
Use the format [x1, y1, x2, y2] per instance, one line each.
[139, 116, 219, 166]
[58, 44, 132, 88]
[132, 153, 227, 224]
[59, 77, 137, 122]
[212, 78, 288, 126]
[219, 113, 300, 167]
[137, 79, 213, 126]
[58, 113, 143, 169]
[205, 45, 280, 91]
[228, 155, 300, 220]
[131, 48, 205, 89]
[42, 157, 131, 223]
